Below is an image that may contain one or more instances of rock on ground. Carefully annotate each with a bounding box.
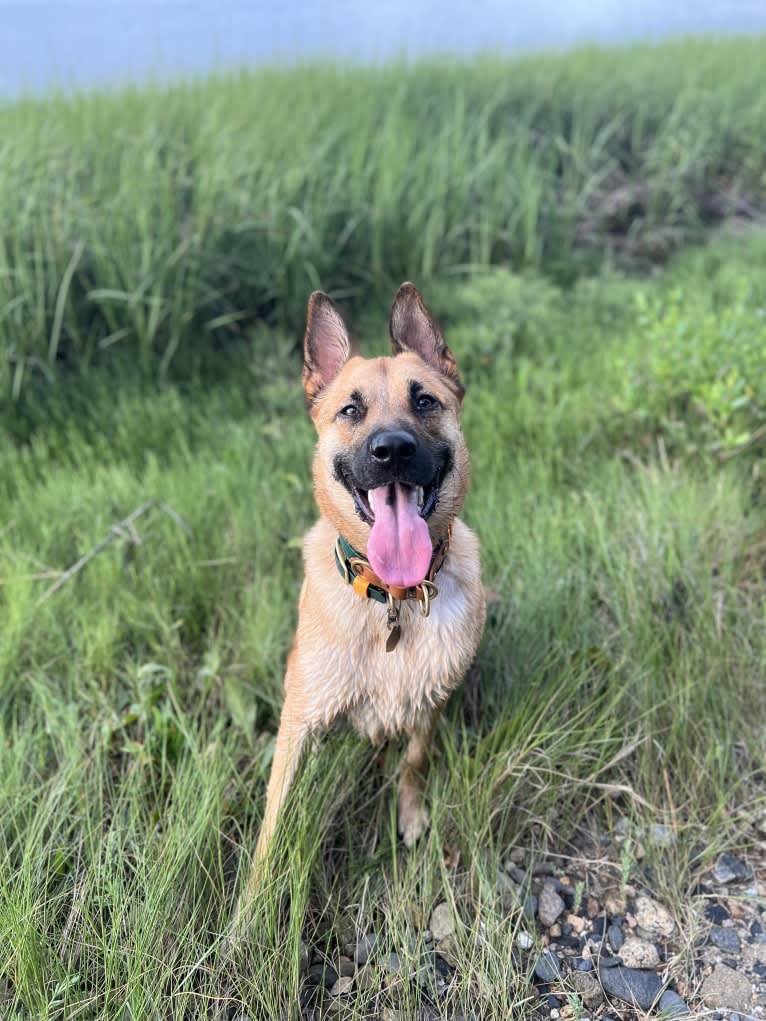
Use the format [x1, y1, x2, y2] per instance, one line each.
[429, 902, 455, 942]
[634, 895, 675, 939]
[599, 964, 663, 1009]
[710, 924, 741, 954]
[618, 935, 660, 969]
[538, 881, 566, 928]
[328, 976, 353, 997]
[700, 964, 753, 1012]
[534, 951, 565, 983]
[571, 969, 604, 1008]
[713, 853, 751, 885]
[659, 989, 690, 1017]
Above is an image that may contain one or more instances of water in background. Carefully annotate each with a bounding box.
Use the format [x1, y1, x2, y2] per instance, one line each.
[2, 0, 765, 95]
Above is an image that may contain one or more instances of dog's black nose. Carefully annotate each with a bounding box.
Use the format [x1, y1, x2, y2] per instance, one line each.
[369, 429, 417, 468]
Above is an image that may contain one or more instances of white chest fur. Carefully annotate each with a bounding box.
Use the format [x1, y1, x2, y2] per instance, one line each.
[296, 519, 485, 743]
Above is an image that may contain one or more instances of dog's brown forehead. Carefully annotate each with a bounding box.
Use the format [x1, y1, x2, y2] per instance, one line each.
[320, 353, 458, 421]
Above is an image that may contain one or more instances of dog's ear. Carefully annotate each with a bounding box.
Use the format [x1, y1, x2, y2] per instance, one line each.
[389, 283, 463, 396]
[303, 292, 358, 404]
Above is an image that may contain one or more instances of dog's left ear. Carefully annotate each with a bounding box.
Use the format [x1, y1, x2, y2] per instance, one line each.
[389, 283, 463, 397]
[303, 291, 358, 405]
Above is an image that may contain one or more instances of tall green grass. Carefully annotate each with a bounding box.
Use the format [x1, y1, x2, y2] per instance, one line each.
[2, 38, 766, 402]
[1, 236, 764, 1018]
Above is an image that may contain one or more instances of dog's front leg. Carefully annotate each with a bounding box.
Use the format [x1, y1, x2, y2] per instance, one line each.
[233, 682, 309, 926]
[397, 709, 441, 847]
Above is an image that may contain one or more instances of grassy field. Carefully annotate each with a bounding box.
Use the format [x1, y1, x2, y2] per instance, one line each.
[1, 205, 765, 1019]
[2, 38, 766, 410]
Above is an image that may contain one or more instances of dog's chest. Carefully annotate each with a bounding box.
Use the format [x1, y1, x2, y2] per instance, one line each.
[298, 564, 482, 742]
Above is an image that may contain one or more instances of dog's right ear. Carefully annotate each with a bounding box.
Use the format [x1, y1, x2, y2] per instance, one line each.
[302, 292, 357, 405]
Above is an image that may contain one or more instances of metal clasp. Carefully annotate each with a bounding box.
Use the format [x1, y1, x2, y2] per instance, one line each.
[419, 580, 438, 617]
[386, 592, 401, 628]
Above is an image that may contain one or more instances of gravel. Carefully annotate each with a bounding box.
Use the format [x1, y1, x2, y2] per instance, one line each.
[705, 903, 731, 924]
[618, 935, 661, 969]
[328, 976, 353, 997]
[658, 989, 691, 1017]
[538, 882, 566, 928]
[710, 925, 742, 954]
[634, 895, 675, 939]
[607, 923, 624, 951]
[599, 964, 664, 1009]
[429, 903, 455, 942]
[713, 853, 751, 885]
[534, 951, 565, 983]
[700, 964, 753, 1012]
[571, 968, 604, 1008]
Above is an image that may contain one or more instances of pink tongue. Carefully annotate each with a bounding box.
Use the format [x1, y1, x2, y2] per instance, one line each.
[367, 483, 432, 587]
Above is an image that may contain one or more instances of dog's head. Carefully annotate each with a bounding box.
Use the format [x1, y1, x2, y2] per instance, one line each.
[303, 283, 469, 588]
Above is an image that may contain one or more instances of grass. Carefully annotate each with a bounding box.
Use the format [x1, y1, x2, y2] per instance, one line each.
[1, 228, 765, 1018]
[2, 37, 766, 405]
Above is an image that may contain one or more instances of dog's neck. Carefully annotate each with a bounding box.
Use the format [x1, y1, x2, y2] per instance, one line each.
[333, 529, 450, 602]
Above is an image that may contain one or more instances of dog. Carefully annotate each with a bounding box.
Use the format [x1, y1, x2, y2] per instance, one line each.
[234, 282, 485, 922]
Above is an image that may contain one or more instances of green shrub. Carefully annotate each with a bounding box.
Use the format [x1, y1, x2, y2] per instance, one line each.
[618, 283, 766, 454]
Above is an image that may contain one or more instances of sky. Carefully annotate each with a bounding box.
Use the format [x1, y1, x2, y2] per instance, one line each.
[2, 0, 765, 95]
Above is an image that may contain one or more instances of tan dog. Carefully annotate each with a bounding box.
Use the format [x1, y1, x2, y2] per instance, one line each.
[235, 283, 485, 920]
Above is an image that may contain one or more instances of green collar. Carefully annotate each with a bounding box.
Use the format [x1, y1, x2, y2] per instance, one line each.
[333, 532, 450, 607]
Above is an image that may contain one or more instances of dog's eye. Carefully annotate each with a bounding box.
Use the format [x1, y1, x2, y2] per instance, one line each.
[339, 404, 360, 419]
[415, 393, 439, 412]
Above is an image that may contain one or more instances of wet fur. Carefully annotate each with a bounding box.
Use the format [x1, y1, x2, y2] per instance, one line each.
[233, 284, 485, 926]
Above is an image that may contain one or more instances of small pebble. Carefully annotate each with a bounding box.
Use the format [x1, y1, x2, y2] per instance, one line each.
[711, 926, 742, 954]
[701, 964, 753, 1012]
[605, 893, 627, 916]
[506, 864, 528, 884]
[619, 935, 660, 969]
[634, 895, 675, 939]
[565, 913, 586, 934]
[353, 935, 377, 963]
[337, 957, 355, 977]
[599, 964, 663, 1009]
[571, 969, 604, 1008]
[329, 976, 353, 997]
[714, 853, 751, 885]
[658, 990, 689, 1017]
[608, 924, 624, 951]
[706, 904, 731, 925]
[517, 930, 534, 950]
[558, 934, 583, 948]
[574, 958, 594, 972]
[539, 883, 566, 928]
[534, 951, 564, 983]
[430, 902, 455, 942]
[312, 962, 336, 984]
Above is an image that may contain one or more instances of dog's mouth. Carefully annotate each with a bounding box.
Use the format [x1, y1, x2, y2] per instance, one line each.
[362, 480, 438, 587]
[351, 477, 439, 526]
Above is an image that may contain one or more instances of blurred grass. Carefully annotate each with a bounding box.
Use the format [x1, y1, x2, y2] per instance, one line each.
[2, 38, 766, 404]
[1, 233, 764, 1017]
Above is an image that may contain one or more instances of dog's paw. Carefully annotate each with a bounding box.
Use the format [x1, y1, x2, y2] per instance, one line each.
[398, 798, 430, 848]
